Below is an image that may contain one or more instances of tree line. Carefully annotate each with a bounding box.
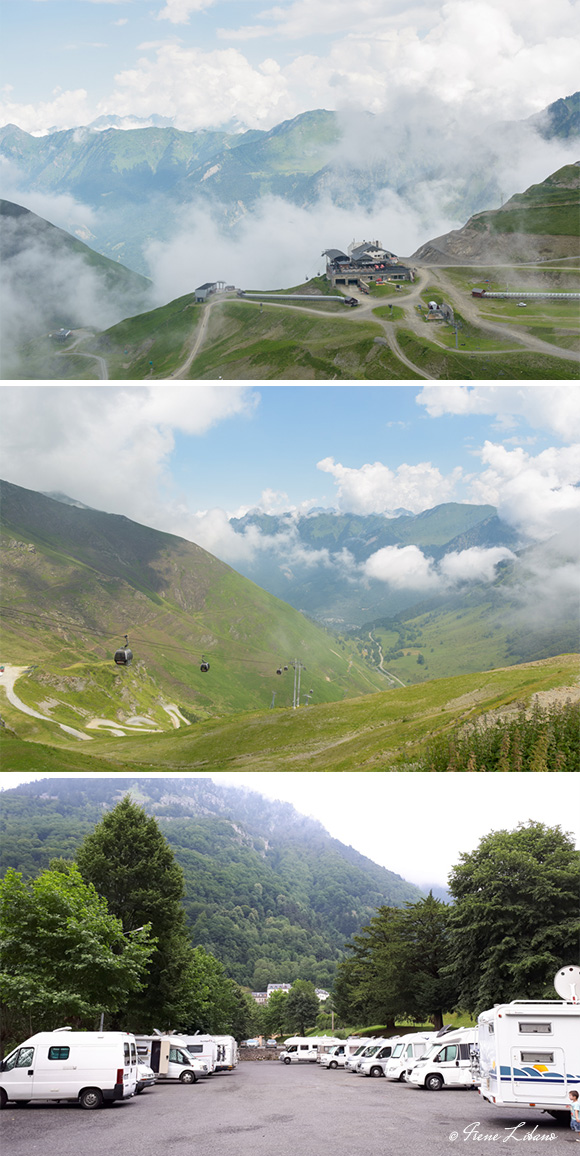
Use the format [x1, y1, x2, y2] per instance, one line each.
[334, 821, 579, 1027]
[1, 804, 578, 1054]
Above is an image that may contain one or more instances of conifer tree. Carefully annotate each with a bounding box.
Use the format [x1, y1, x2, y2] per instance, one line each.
[76, 796, 197, 1028]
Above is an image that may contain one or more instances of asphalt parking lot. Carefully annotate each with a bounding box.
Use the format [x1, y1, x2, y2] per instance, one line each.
[1, 1060, 574, 1156]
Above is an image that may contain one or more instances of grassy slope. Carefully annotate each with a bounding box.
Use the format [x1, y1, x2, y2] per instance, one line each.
[2, 655, 577, 772]
[0, 482, 386, 734]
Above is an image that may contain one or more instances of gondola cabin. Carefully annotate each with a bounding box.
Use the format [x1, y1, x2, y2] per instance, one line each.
[200, 659, 210, 673]
[114, 636, 133, 665]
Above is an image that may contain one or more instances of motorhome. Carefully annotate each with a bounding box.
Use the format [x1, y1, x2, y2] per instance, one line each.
[408, 1027, 478, 1090]
[320, 1037, 370, 1070]
[0, 1027, 138, 1110]
[384, 1032, 437, 1080]
[135, 1035, 205, 1083]
[211, 1035, 239, 1071]
[344, 1039, 374, 1072]
[279, 1036, 341, 1064]
[175, 1033, 217, 1074]
[477, 966, 580, 1123]
[357, 1038, 400, 1078]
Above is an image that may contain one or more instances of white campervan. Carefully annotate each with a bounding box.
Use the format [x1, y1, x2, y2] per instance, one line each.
[176, 1034, 217, 1075]
[0, 1027, 137, 1110]
[408, 1027, 478, 1090]
[384, 1032, 436, 1081]
[477, 966, 580, 1123]
[344, 1039, 374, 1072]
[279, 1036, 341, 1064]
[357, 1039, 399, 1078]
[212, 1035, 239, 1071]
[135, 1035, 204, 1083]
[320, 1044, 347, 1069]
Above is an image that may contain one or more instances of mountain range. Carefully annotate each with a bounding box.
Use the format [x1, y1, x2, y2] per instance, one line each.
[1, 479, 577, 771]
[1, 94, 578, 275]
[0, 775, 425, 989]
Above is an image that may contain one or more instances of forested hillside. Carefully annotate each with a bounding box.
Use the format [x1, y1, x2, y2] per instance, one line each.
[0, 776, 423, 990]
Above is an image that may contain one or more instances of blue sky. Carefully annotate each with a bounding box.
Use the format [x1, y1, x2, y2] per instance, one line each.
[1, 0, 579, 135]
[1, 384, 578, 535]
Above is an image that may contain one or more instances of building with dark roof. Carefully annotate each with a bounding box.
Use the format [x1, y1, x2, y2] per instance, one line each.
[322, 240, 413, 288]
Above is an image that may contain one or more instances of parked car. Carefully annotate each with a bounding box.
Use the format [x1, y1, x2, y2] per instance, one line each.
[136, 1063, 156, 1093]
[242, 1038, 259, 1048]
[266, 1040, 278, 1048]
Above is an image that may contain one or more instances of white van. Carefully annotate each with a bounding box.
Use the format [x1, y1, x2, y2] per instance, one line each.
[408, 1028, 478, 1090]
[357, 1039, 399, 1078]
[384, 1032, 436, 1081]
[0, 1027, 137, 1110]
[135, 1035, 203, 1082]
[279, 1036, 341, 1064]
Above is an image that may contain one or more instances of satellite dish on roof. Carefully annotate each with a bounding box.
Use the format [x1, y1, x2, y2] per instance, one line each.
[554, 965, 580, 1002]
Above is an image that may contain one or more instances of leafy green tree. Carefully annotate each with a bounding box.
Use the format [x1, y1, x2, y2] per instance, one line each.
[261, 989, 289, 1038]
[285, 980, 320, 1035]
[0, 862, 154, 1053]
[447, 821, 580, 1013]
[333, 895, 458, 1029]
[75, 796, 206, 1028]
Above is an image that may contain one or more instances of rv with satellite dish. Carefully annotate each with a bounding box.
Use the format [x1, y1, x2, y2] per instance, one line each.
[408, 1026, 479, 1089]
[477, 965, 580, 1123]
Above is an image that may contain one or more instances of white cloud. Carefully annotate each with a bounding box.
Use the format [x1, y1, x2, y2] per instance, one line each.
[0, 387, 259, 530]
[417, 386, 580, 442]
[362, 543, 515, 590]
[316, 456, 463, 515]
[0, 90, 94, 135]
[157, 0, 216, 22]
[364, 545, 440, 589]
[105, 42, 289, 130]
[469, 441, 580, 540]
[439, 546, 516, 583]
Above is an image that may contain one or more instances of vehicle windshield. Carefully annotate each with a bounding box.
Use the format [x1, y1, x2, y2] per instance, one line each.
[391, 1043, 404, 1059]
[364, 1047, 380, 1057]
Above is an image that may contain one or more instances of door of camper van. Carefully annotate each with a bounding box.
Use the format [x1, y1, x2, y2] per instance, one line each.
[509, 1046, 567, 1101]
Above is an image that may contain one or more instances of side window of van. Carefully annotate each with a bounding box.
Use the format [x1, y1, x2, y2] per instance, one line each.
[459, 1044, 471, 1061]
[169, 1048, 189, 1065]
[440, 1045, 458, 1062]
[188, 1045, 203, 1053]
[124, 1043, 130, 1065]
[299, 1045, 309, 1051]
[131, 1044, 137, 1064]
[48, 1047, 70, 1060]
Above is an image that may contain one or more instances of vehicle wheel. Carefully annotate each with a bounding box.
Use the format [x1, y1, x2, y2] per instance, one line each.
[370, 1067, 383, 1078]
[329, 1061, 338, 1069]
[135, 1088, 143, 1095]
[283, 1057, 291, 1065]
[79, 1088, 104, 1110]
[398, 1071, 407, 1082]
[179, 1071, 197, 1084]
[425, 1073, 444, 1092]
[0, 1090, 7, 1110]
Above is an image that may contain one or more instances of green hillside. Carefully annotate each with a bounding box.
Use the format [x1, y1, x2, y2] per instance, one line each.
[0, 776, 424, 989]
[472, 165, 580, 237]
[0, 479, 385, 737]
[2, 655, 577, 772]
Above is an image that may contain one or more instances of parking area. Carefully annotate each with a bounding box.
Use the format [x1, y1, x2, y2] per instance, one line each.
[1, 1059, 572, 1156]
